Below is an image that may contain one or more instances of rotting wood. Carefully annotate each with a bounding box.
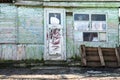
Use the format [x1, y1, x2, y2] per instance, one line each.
[115, 48, 120, 66]
[80, 45, 87, 66]
[98, 47, 105, 66]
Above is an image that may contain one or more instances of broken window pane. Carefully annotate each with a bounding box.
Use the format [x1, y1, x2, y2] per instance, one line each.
[83, 32, 98, 41]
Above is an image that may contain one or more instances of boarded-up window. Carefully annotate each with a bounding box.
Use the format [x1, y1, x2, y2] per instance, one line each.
[0, 0, 12, 3]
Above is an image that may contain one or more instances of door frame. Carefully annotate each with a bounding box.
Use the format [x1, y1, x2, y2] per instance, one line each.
[44, 8, 66, 60]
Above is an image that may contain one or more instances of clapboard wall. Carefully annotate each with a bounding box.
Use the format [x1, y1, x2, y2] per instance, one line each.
[0, 4, 44, 60]
[72, 8, 119, 57]
[0, 2, 120, 61]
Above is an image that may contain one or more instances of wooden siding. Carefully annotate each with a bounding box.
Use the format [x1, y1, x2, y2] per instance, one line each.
[15, 1, 120, 8]
[66, 15, 74, 58]
[0, 44, 43, 60]
[26, 45, 43, 60]
[0, 4, 17, 43]
[0, 4, 44, 61]
[72, 8, 119, 57]
[2, 45, 17, 60]
[0, 3, 120, 61]
[43, 2, 120, 8]
[18, 7, 44, 44]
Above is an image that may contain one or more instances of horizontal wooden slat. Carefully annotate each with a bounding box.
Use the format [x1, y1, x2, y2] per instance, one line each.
[105, 62, 118, 67]
[86, 47, 98, 51]
[87, 56, 117, 62]
[86, 56, 100, 61]
[102, 52, 115, 56]
[18, 7, 44, 44]
[86, 52, 99, 56]
[87, 62, 101, 67]
[104, 56, 117, 61]
[101, 48, 115, 52]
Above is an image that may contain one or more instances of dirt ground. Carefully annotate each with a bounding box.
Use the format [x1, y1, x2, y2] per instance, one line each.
[0, 66, 120, 80]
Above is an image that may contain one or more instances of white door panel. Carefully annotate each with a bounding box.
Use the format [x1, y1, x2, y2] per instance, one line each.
[44, 8, 66, 60]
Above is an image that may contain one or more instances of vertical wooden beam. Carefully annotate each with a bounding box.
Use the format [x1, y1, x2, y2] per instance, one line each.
[98, 47, 105, 66]
[115, 48, 120, 66]
[80, 45, 87, 66]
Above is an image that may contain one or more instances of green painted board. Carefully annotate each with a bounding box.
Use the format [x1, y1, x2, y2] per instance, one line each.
[26, 45, 44, 60]
[0, 4, 17, 43]
[18, 7, 44, 44]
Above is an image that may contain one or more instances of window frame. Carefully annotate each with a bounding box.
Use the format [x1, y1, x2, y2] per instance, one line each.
[73, 12, 108, 42]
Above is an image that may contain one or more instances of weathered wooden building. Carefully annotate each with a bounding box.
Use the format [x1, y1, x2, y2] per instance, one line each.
[0, 0, 120, 61]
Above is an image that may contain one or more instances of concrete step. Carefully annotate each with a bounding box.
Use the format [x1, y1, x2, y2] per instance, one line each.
[44, 61, 68, 66]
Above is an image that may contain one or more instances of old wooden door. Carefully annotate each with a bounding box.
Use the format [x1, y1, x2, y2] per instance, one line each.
[44, 8, 66, 60]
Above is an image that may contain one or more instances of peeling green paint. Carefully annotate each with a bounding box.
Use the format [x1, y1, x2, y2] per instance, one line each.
[26, 45, 44, 60]
[0, 3, 120, 61]
[18, 7, 44, 44]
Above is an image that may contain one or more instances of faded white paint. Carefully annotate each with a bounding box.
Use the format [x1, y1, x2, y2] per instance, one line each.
[44, 8, 66, 60]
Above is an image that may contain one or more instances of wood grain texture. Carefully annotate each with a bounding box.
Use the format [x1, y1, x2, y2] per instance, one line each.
[81, 45, 119, 67]
[81, 45, 87, 66]
[17, 45, 26, 60]
[98, 47, 105, 66]
[115, 48, 120, 66]
[18, 7, 44, 44]
[0, 5, 17, 43]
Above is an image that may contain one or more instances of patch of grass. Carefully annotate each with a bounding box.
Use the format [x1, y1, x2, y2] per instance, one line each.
[70, 55, 81, 61]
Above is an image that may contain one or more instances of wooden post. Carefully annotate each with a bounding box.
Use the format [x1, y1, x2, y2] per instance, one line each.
[98, 47, 105, 66]
[115, 48, 120, 66]
[80, 45, 87, 66]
